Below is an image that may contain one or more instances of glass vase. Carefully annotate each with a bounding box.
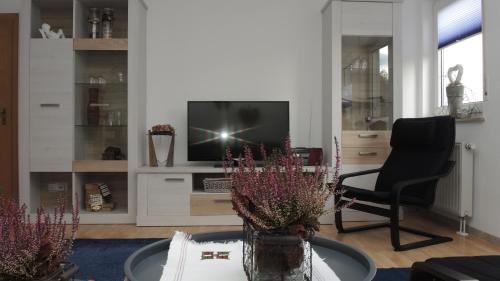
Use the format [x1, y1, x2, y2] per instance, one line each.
[243, 221, 312, 281]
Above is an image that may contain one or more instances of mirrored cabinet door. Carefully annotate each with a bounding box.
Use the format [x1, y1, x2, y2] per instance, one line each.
[342, 36, 393, 131]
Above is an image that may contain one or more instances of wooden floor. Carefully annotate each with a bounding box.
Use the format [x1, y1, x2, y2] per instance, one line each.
[76, 215, 500, 268]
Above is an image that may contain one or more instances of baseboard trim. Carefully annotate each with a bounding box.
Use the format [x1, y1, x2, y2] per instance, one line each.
[417, 209, 500, 247]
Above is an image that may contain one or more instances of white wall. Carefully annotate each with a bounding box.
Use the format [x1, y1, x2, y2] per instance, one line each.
[413, 0, 500, 238]
[453, 0, 500, 238]
[400, 0, 436, 118]
[146, 0, 326, 164]
[0, 0, 22, 13]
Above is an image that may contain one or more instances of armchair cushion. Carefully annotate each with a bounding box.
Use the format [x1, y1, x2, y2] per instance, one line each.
[391, 119, 437, 148]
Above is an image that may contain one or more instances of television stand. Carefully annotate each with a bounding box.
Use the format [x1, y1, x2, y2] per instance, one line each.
[136, 165, 331, 226]
[213, 162, 264, 168]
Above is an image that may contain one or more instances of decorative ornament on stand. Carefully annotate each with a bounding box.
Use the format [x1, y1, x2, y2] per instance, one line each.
[446, 64, 464, 118]
[38, 23, 65, 39]
[148, 124, 175, 167]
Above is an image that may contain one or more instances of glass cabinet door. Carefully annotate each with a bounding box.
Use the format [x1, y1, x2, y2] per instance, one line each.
[342, 36, 393, 131]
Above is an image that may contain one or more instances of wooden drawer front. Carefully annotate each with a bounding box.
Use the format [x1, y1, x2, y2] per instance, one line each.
[342, 131, 391, 148]
[342, 147, 390, 164]
[190, 193, 235, 216]
[147, 174, 191, 216]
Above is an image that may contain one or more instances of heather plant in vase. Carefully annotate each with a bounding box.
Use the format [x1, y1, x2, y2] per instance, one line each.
[225, 137, 345, 281]
[0, 196, 79, 281]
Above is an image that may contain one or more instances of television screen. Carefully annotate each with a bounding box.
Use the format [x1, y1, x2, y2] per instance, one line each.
[188, 101, 289, 161]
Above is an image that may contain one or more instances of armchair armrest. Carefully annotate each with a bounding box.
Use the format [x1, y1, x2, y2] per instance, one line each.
[338, 168, 381, 185]
[411, 261, 478, 281]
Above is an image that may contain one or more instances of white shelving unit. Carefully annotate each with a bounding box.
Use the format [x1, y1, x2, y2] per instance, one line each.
[24, 0, 148, 224]
[322, 0, 403, 222]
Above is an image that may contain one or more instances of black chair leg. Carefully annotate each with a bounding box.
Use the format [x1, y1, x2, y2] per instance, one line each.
[390, 204, 453, 251]
[335, 208, 390, 234]
[335, 204, 453, 251]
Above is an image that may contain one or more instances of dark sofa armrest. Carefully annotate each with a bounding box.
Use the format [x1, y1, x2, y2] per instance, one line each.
[411, 261, 478, 281]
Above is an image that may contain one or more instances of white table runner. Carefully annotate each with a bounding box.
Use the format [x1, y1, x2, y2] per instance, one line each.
[160, 232, 341, 281]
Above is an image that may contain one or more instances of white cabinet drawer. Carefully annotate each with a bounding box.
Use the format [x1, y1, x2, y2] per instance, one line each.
[146, 174, 191, 216]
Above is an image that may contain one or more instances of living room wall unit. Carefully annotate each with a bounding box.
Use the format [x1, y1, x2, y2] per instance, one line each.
[25, 0, 147, 224]
[322, 0, 403, 221]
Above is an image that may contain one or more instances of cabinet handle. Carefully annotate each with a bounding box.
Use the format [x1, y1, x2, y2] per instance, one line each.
[358, 133, 378, 138]
[40, 103, 61, 108]
[358, 151, 378, 156]
[164, 178, 185, 182]
[89, 103, 110, 107]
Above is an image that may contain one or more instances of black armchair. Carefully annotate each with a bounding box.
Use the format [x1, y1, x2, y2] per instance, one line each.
[335, 116, 456, 251]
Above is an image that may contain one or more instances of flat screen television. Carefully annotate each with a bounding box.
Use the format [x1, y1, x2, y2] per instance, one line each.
[188, 101, 289, 161]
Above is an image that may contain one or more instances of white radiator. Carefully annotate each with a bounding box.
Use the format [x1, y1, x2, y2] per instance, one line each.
[433, 143, 475, 235]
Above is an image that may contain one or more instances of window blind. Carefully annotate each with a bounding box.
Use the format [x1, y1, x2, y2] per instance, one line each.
[438, 0, 482, 49]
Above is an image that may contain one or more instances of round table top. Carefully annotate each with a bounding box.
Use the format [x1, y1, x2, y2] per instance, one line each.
[124, 231, 376, 281]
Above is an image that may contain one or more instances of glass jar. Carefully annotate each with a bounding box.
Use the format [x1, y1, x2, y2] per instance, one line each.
[88, 8, 100, 39]
[102, 8, 114, 39]
[243, 221, 312, 281]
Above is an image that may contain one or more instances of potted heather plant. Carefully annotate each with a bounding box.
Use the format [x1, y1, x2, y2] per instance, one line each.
[225, 137, 345, 281]
[0, 196, 79, 281]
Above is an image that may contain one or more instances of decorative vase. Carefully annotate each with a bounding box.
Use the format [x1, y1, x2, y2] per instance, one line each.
[446, 84, 464, 118]
[148, 130, 175, 167]
[243, 221, 312, 281]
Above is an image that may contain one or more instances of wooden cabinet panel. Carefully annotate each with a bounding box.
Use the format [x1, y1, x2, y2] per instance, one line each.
[146, 174, 190, 216]
[30, 39, 74, 94]
[342, 147, 390, 165]
[190, 193, 235, 216]
[29, 39, 74, 172]
[342, 131, 391, 148]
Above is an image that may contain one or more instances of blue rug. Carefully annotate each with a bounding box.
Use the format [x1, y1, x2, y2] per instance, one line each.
[70, 239, 410, 281]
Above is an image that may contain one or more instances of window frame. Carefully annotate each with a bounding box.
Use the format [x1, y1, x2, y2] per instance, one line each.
[437, 32, 484, 108]
[434, 0, 487, 114]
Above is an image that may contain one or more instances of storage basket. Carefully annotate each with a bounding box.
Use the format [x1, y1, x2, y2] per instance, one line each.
[203, 178, 232, 193]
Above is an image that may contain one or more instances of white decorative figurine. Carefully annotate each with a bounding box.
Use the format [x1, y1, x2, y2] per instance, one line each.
[446, 64, 464, 118]
[39, 23, 65, 39]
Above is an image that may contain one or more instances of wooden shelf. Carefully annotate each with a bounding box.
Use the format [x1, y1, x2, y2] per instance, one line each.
[73, 160, 128, 172]
[73, 38, 128, 51]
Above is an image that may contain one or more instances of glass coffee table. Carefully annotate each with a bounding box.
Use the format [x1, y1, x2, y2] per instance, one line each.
[124, 231, 376, 281]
